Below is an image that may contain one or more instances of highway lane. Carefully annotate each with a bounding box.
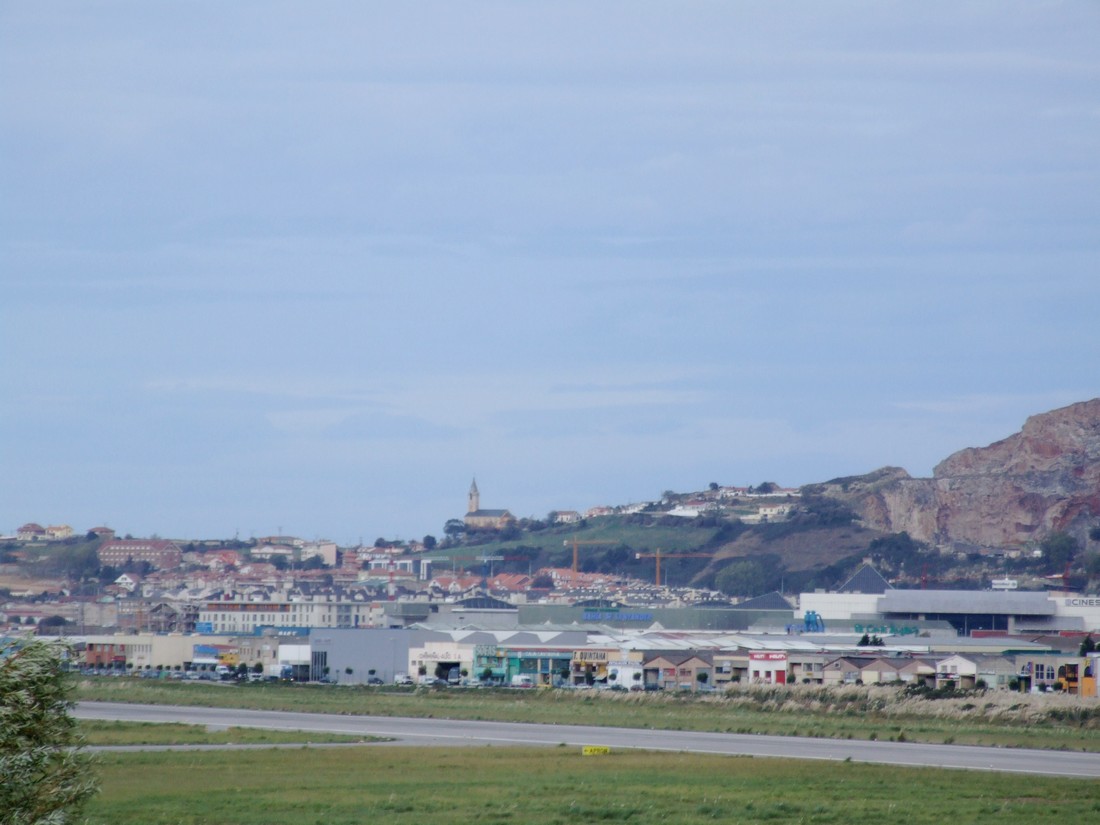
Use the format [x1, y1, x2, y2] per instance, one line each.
[75, 701, 1100, 779]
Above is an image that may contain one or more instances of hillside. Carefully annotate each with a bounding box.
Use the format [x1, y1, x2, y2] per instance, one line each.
[807, 398, 1100, 552]
[435, 500, 889, 596]
[438, 400, 1100, 596]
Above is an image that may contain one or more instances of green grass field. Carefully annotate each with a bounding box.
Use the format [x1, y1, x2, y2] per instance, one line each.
[78, 720, 379, 746]
[83, 746, 1100, 825]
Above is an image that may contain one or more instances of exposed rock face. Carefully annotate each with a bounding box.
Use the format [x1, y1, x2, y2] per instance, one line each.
[809, 399, 1100, 549]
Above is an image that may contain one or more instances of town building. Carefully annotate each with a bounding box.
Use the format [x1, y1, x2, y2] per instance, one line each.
[463, 479, 515, 530]
[96, 539, 182, 571]
[197, 594, 378, 633]
[800, 585, 1100, 635]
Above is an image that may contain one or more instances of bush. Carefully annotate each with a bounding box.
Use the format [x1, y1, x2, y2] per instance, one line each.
[1, 638, 99, 822]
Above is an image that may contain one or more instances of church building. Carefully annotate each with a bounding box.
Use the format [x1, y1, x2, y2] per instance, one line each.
[463, 479, 515, 530]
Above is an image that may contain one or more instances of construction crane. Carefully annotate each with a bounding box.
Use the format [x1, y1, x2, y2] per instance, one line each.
[563, 538, 618, 572]
[634, 549, 711, 587]
[426, 554, 517, 576]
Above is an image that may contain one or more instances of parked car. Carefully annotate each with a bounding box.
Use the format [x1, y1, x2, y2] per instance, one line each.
[366, 677, 384, 685]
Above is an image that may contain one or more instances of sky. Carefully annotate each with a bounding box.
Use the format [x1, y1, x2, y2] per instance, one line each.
[2, 2, 1099, 544]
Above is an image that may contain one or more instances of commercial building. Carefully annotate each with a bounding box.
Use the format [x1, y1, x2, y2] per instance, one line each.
[198, 596, 378, 633]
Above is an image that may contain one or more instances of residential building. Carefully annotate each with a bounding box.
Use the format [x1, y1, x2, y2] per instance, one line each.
[97, 539, 182, 571]
[198, 595, 377, 633]
[16, 523, 46, 542]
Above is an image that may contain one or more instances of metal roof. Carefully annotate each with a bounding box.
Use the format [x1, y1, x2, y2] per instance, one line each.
[838, 564, 893, 594]
[879, 590, 1055, 616]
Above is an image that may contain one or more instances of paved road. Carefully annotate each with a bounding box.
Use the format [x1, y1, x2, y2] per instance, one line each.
[75, 701, 1100, 779]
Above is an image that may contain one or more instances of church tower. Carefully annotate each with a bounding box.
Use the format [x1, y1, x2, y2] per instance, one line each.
[468, 478, 480, 514]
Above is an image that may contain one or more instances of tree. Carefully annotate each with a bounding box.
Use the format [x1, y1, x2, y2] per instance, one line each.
[1, 638, 98, 823]
[1040, 532, 1079, 573]
[714, 558, 781, 598]
[1080, 635, 1097, 656]
[422, 534, 437, 550]
[37, 616, 69, 633]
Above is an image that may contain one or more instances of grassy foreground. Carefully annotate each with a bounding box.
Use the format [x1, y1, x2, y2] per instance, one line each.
[74, 677, 1100, 751]
[85, 746, 1100, 825]
[79, 720, 378, 746]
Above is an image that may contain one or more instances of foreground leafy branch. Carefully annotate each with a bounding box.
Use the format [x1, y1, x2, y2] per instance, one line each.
[1, 637, 98, 825]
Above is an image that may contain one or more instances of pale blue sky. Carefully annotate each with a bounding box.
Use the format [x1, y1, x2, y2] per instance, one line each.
[3, 2, 1098, 543]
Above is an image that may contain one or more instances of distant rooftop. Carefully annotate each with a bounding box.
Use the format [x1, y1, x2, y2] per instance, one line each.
[838, 564, 893, 594]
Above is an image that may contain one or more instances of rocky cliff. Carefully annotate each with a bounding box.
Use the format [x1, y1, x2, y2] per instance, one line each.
[807, 399, 1100, 550]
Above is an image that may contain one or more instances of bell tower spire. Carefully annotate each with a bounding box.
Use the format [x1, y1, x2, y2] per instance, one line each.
[468, 478, 480, 514]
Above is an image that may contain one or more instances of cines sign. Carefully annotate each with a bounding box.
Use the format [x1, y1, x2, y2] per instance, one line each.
[1064, 597, 1100, 607]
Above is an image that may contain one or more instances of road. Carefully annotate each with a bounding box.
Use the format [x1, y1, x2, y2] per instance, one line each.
[75, 701, 1100, 778]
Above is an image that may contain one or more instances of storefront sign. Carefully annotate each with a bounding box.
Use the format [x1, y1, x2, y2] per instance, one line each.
[853, 624, 919, 636]
[573, 650, 610, 663]
[582, 611, 653, 622]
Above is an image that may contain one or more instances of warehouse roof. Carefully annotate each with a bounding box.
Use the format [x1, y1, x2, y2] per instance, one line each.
[879, 589, 1054, 616]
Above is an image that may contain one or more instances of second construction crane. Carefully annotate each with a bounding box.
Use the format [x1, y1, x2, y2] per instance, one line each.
[634, 549, 711, 587]
[563, 538, 618, 572]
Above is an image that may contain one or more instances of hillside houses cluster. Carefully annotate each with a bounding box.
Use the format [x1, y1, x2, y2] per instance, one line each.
[578, 485, 801, 522]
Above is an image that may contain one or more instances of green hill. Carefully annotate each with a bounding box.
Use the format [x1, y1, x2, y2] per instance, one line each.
[425, 504, 883, 596]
